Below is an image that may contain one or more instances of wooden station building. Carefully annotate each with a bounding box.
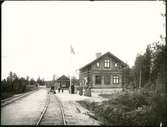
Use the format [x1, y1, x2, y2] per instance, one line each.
[56, 75, 70, 89]
[79, 52, 128, 89]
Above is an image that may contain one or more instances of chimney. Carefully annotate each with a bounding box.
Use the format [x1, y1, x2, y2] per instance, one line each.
[96, 52, 102, 59]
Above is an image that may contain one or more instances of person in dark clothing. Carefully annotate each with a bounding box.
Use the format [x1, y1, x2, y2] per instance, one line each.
[71, 85, 75, 94]
[50, 86, 54, 92]
[58, 87, 60, 93]
[79, 86, 83, 96]
[62, 88, 64, 93]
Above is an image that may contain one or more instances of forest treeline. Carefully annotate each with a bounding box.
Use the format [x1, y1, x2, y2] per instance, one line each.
[123, 41, 166, 94]
[1, 72, 45, 99]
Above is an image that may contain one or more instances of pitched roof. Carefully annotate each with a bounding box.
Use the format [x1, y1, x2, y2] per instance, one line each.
[79, 52, 128, 71]
[56, 75, 70, 81]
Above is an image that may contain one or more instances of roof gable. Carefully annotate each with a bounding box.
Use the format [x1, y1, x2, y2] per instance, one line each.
[79, 52, 127, 70]
[57, 75, 70, 81]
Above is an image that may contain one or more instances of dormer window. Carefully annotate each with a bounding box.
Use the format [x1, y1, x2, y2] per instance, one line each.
[104, 60, 110, 68]
[96, 62, 100, 68]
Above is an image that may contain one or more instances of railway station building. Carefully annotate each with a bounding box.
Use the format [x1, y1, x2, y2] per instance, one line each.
[79, 52, 128, 90]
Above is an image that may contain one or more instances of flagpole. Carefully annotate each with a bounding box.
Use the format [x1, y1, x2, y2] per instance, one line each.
[69, 44, 75, 94]
[69, 48, 71, 94]
[69, 45, 72, 94]
[69, 75, 71, 94]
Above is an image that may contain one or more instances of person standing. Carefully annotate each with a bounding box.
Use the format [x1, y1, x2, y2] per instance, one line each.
[71, 85, 75, 94]
[79, 81, 83, 96]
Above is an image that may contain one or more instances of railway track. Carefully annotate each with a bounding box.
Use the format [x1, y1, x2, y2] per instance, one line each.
[36, 92, 67, 125]
[1, 89, 39, 107]
[54, 94, 66, 125]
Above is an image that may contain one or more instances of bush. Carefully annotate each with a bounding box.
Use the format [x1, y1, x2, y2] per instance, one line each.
[150, 94, 167, 125]
[78, 90, 167, 126]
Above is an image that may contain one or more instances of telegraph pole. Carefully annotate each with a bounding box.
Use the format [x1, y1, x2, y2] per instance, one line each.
[139, 70, 142, 89]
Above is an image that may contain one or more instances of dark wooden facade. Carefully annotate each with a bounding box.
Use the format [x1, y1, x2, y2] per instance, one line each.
[79, 52, 128, 89]
[56, 75, 70, 89]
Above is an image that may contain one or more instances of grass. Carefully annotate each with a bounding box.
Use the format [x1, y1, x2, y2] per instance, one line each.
[1, 92, 15, 100]
[77, 89, 167, 126]
[1, 86, 38, 100]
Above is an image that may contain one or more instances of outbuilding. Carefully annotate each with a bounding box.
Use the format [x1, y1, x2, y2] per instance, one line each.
[56, 75, 70, 89]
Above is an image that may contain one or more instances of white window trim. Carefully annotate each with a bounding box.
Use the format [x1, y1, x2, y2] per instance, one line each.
[104, 60, 110, 68]
[113, 76, 119, 84]
[115, 63, 118, 67]
[96, 62, 100, 68]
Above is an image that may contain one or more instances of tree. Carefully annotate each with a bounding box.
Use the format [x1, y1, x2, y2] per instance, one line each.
[142, 45, 152, 86]
[132, 45, 153, 89]
[30, 78, 35, 85]
[134, 54, 145, 88]
[13, 77, 20, 92]
[131, 41, 166, 93]
[37, 77, 41, 85]
[71, 76, 79, 86]
[122, 65, 130, 90]
[26, 76, 29, 81]
[19, 77, 26, 92]
[1, 79, 7, 91]
[151, 42, 166, 93]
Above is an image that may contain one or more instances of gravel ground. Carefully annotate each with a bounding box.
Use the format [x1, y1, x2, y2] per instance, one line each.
[1, 88, 47, 125]
[1, 88, 107, 125]
[56, 90, 105, 125]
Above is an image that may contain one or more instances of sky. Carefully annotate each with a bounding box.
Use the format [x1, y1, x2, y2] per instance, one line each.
[2, 1, 165, 80]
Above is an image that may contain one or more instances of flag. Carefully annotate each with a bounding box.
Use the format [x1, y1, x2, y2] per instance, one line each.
[70, 45, 75, 55]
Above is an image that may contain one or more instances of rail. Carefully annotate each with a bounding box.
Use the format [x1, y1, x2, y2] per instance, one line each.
[36, 92, 50, 125]
[36, 91, 66, 125]
[54, 94, 67, 125]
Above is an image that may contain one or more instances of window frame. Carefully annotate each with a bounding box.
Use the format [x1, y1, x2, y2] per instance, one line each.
[114, 63, 118, 67]
[96, 62, 100, 68]
[95, 75, 102, 85]
[113, 75, 119, 84]
[104, 59, 110, 68]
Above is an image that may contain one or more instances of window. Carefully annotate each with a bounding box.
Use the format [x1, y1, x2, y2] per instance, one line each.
[114, 63, 118, 67]
[96, 62, 100, 68]
[104, 75, 110, 85]
[95, 75, 101, 84]
[113, 76, 119, 84]
[104, 60, 110, 68]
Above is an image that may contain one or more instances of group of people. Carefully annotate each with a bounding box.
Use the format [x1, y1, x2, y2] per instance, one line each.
[50, 85, 76, 94]
[50, 86, 64, 94]
[78, 78, 91, 97]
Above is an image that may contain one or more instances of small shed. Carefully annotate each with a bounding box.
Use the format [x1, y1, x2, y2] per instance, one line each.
[56, 75, 70, 89]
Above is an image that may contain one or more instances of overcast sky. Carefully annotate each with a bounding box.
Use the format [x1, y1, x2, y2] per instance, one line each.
[2, 1, 165, 80]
